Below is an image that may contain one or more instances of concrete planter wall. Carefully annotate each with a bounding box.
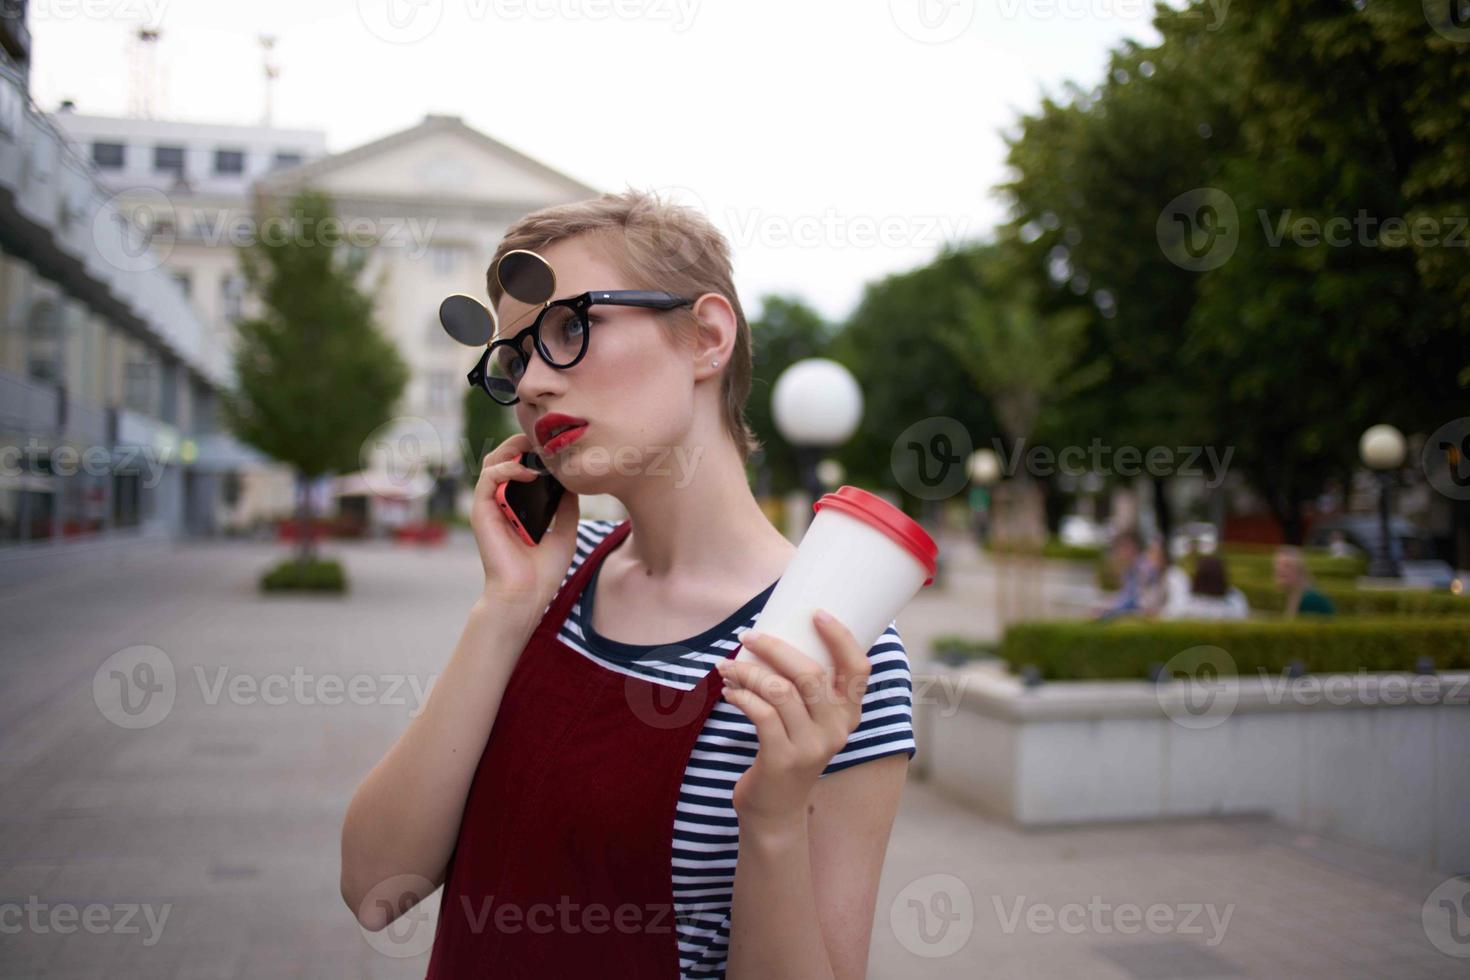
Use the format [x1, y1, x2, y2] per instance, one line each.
[917, 666, 1470, 874]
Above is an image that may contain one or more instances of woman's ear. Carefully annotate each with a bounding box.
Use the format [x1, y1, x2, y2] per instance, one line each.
[688, 292, 737, 381]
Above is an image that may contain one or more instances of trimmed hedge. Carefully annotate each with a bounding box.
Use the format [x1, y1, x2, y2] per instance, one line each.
[931, 619, 1470, 681]
[261, 558, 347, 593]
[1206, 543, 1366, 581]
[986, 539, 1104, 563]
[1234, 578, 1470, 617]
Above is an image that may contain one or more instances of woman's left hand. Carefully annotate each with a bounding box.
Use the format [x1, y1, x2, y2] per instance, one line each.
[714, 610, 872, 830]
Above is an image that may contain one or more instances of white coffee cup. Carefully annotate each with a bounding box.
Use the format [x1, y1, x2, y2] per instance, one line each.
[735, 486, 938, 673]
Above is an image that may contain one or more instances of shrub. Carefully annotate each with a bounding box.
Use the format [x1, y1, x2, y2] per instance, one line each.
[261, 558, 347, 593]
[986, 538, 1104, 563]
[1233, 578, 1470, 617]
[1214, 546, 1365, 582]
[965, 619, 1470, 681]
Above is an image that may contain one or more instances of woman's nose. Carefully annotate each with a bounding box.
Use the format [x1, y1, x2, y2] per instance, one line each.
[516, 346, 565, 404]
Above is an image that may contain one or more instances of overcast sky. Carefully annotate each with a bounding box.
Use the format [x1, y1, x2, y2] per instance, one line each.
[32, 0, 1160, 321]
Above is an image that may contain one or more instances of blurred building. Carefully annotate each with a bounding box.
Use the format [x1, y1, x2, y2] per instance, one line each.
[50, 109, 331, 533]
[0, 7, 252, 570]
[53, 107, 598, 532]
[252, 113, 598, 524]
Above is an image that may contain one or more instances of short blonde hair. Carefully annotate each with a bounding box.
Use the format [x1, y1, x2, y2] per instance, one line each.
[487, 188, 761, 462]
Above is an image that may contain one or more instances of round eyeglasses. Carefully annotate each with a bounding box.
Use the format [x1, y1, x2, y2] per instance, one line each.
[438, 249, 694, 406]
[466, 291, 693, 405]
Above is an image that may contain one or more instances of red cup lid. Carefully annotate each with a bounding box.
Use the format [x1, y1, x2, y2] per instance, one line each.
[812, 485, 938, 586]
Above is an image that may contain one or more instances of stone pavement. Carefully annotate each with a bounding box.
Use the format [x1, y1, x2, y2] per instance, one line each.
[0, 531, 1462, 978]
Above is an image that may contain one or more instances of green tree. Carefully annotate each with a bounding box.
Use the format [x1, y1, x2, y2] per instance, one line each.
[1000, 0, 1470, 548]
[934, 243, 1105, 543]
[461, 381, 514, 494]
[220, 188, 410, 563]
[829, 250, 1000, 516]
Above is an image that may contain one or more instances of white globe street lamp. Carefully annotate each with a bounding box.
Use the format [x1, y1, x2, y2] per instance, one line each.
[772, 359, 863, 447]
[1359, 424, 1406, 579]
[1359, 424, 1407, 470]
[771, 358, 863, 537]
[968, 448, 1001, 487]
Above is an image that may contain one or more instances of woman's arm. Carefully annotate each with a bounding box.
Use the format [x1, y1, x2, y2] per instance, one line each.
[717, 613, 912, 980]
[340, 434, 582, 930]
[727, 754, 908, 980]
[339, 595, 538, 929]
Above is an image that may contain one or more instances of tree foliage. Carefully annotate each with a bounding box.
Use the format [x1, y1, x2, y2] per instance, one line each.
[220, 188, 409, 559]
[1000, 0, 1470, 543]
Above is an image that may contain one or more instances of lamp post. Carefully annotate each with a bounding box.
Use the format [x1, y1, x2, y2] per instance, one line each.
[772, 358, 863, 540]
[815, 458, 845, 491]
[969, 447, 1007, 628]
[1359, 424, 1406, 579]
[967, 448, 1000, 545]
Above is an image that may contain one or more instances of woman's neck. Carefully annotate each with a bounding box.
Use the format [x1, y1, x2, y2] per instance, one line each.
[613, 441, 792, 584]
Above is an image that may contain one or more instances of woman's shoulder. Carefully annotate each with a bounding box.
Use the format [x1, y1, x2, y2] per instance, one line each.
[820, 618, 917, 776]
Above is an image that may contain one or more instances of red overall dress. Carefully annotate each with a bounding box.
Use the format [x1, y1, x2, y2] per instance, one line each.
[425, 519, 728, 979]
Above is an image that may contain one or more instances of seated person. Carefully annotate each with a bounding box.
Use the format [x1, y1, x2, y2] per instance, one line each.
[1095, 530, 1149, 620]
[1161, 555, 1250, 620]
[1138, 537, 1173, 617]
[1273, 546, 1336, 617]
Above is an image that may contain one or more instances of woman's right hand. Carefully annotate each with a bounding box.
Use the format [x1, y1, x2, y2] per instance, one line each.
[470, 432, 581, 618]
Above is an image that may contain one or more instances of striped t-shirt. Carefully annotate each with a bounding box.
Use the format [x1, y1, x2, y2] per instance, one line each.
[547, 519, 917, 978]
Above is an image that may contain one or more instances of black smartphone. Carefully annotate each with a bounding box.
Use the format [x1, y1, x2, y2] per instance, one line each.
[494, 452, 566, 545]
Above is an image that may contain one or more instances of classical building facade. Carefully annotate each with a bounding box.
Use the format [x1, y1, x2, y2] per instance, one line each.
[253, 113, 599, 524]
[51, 108, 603, 532]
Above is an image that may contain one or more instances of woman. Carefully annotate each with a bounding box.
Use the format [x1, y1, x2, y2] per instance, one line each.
[1139, 536, 1172, 617]
[1273, 546, 1336, 618]
[340, 190, 916, 979]
[1160, 554, 1250, 620]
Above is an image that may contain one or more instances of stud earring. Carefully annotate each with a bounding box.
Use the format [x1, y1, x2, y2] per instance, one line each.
[712, 359, 719, 367]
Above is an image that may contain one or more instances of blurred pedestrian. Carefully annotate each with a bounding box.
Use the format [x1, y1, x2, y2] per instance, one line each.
[1273, 546, 1336, 618]
[1326, 530, 1355, 558]
[1162, 555, 1249, 620]
[1095, 529, 1146, 620]
[1138, 536, 1174, 617]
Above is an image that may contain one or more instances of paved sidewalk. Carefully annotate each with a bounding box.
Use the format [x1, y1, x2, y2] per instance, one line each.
[0, 533, 1461, 978]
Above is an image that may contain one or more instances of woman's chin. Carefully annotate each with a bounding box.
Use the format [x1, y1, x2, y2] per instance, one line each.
[545, 447, 611, 496]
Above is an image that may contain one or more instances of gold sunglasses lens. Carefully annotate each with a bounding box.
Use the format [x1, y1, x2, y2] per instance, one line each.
[497, 249, 556, 306]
